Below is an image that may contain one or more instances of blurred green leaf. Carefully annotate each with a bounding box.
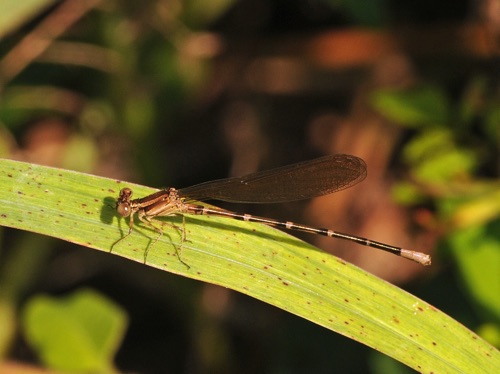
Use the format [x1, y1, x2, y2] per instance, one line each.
[391, 181, 427, 205]
[477, 323, 500, 348]
[371, 86, 450, 127]
[447, 220, 500, 321]
[451, 189, 500, 229]
[22, 289, 127, 373]
[412, 149, 476, 183]
[185, 0, 238, 27]
[398, 128, 452, 163]
[403, 129, 476, 183]
[0, 0, 56, 39]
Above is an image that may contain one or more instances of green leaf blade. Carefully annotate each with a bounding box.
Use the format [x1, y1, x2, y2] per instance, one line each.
[0, 158, 498, 372]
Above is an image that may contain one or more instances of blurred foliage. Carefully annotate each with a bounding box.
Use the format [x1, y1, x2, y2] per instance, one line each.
[372, 79, 500, 345]
[0, 0, 498, 372]
[22, 289, 127, 373]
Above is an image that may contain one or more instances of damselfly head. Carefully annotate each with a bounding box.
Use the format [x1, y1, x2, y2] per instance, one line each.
[116, 188, 133, 217]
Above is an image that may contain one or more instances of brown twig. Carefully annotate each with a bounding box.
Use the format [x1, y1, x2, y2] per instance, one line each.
[0, 0, 101, 85]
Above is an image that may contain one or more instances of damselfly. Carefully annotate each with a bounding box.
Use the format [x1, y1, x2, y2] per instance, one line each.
[114, 154, 431, 267]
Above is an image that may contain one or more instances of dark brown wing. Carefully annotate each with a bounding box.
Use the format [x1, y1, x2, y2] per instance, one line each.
[178, 154, 366, 203]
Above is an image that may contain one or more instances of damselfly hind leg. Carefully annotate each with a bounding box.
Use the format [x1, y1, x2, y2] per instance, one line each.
[112, 211, 191, 269]
[138, 213, 191, 269]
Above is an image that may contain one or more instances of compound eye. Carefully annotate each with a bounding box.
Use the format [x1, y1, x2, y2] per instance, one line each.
[117, 203, 130, 217]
